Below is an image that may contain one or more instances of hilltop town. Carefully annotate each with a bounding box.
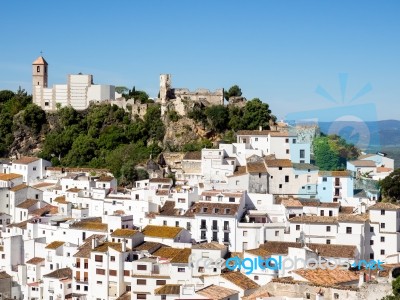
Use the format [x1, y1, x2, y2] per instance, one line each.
[0, 56, 398, 300]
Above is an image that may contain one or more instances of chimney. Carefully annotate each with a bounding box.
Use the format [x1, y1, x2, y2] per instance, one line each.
[91, 237, 98, 249]
[121, 239, 126, 252]
[358, 272, 365, 287]
[259, 126, 262, 131]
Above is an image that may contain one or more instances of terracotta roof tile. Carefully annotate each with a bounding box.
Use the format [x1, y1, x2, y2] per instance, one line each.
[142, 225, 183, 239]
[318, 170, 352, 177]
[0, 173, 22, 181]
[264, 158, 292, 168]
[32, 56, 48, 65]
[26, 257, 45, 265]
[221, 271, 260, 290]
[261, 241, 357, 258]
[289, 216, 337, 224]
[70, 218, 108, 232]
[281, 199, 303, 208]
[348, 160, 376, 167]
[197, 284, 239, 299]
[111, 229, 139, 238]
[133, 241, 164, 253]
[154, 284, 181, 295]
[192, 242, 227, 250]
[368, 202, 400, 211]
[54, 196, 69, 204]
[67, 188, 81, 193]
[32, 182, 55, 188]
[13, 156, 40, 164]
[183, 151, 202, 160]
[43, 267, 72, 279]
[185, 202, 240, 217]
[31, 204, 58, 216]
[45, 241, 65, 249]
[9, 183, 28, 192]
[293, 268, 359, 285]
[153, 247, 192, 263]
[92, 242, 130, 253]
[149, 178, 173, 183]
[247, 162, 267, 173]
[16, 199, 38, 209]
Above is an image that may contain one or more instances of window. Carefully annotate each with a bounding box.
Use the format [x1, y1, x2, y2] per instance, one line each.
[163, 220, 167, 226]
[329, 210, 333, 217]
[109, 269, 117, 276]
[334, 293, 339, 299]
[67, 283, 71, 288]
[381, 223, 386, 229]
[37, 66, 40, 72]
[203, 207, 208, 213]
[381, 236, 385, 242]
[279, 167, 282, 170]
[198, 267, 205, 273]
[225, 208, 231, 214]
[156, 280, 167, 285]
[243, 231, 248, 237]
[326, 239, 331, 244]
[370, 253, 374, 259]
[279, 184, 282, 189]
[161, 296, 166, 300]
[381, 249, 385, 255]
[296, 225, 300, 231]
[84, 286, 88, 291]
[300, 149, 305, 159]
[286, 149, 289, 154]
[320, 210, 325, 216]
[76, 285, 80, 290]
[178, 198, 185, 203]
[137, 295, 147, 300]
[137, 279, 146, 285]
[96, 269, 105, 275]
[381, 209, 385, 215]
[175, 221, 179, 227]
[285, 138, 289, 143]
[322, 177, 327, 182]
[229, 197, 235, 202]
[124, 270, 130, 276]
[255, 138, 258, 141]
[275, 230, 279, 236]
[346, 227, 352, 234]
[370, 240, 374, 245]
[254, 275, 259, 280]
[370, 227, 374, 233]
[137, 265, 147, 270]
[95, 255, 103, 262]
[326, 226, 331, 232]
[293, 139, 296, 143]
[110, 256, 115, 262]
[218, 196, 223, 202]
[306, 293, 310, 299]
[285, 175, 289, 183]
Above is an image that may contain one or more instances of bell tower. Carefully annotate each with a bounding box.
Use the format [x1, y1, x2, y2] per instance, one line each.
[32, 56, 48, 105]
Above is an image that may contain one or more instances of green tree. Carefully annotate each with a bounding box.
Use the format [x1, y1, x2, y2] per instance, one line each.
[224, 85, 242, 101]
[205, 105, 229, 132]
[62, 135, 98, 166]
[313, 136, 341, 170]
[22, 104, 46, 134]
[144, 105, 165, 142]
[241, 98, 273, 130]
[379, 169, 400, 201]
[0, 90, 14, 103]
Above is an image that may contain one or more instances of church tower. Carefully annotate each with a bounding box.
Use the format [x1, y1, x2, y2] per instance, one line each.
[32, 56, 48, 105]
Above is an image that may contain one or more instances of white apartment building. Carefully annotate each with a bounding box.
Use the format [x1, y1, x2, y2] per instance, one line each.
[32, 56, 118, 111]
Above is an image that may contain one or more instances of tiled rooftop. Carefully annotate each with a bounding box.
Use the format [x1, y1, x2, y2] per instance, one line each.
[13, 156, 40, 164]
[142, 225, 183, 239]
[45, 241, 65, 249]
[154, 284, 181, 295]
[293, 268, 359, 286]
[16, 199, 38, 209]
[221, 271, 260, 290]
[111, 229, 139, 238]
[197, 284, 238, 299]
[0, 173, 22, 181]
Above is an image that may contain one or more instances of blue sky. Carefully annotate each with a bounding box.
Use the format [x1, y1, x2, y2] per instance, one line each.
[1, 0, 399, 120]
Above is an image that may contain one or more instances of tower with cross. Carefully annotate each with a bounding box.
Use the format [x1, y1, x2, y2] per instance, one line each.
[32, 53, 48, 105]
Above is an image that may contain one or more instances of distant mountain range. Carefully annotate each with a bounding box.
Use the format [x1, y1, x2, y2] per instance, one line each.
[317, 120, 400, 168]
[318, 120, 400, 148]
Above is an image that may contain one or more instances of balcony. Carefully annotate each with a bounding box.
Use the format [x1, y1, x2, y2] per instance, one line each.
[223, 226, 230, 232]
[200, 225, 207, 230]
[223, 238, 230, 244]
[334, 181, 342, 188]
[211, 226, 218, 231]
[211, 238, 219, 242]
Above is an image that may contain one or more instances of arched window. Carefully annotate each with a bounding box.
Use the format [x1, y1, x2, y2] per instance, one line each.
[37, 66, 40, 72]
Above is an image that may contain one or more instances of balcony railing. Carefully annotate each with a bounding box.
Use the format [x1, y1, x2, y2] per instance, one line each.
[200, 225, 207, 230]
[211, 226, 218, 231]
[223, 239, 230, 244]
[223, 226, 230, 232]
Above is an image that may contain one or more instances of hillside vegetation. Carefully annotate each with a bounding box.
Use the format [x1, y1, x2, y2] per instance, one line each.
[0, 87, 276, 185]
